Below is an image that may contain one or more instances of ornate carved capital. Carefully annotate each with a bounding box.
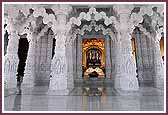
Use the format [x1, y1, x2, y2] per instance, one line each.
[5, 4, 20, 19]
[51, 4, 72, 16]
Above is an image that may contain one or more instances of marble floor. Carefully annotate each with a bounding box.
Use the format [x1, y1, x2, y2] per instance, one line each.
[4, 81, 164, 112]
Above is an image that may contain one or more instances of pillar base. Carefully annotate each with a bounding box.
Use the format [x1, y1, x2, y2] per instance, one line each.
[4, 55, 19, 89]
[155, 74, 164, 89]
[5, 74, 17, 89]
[49, 75, 68, 89]
[114, 89, 140, 96]
[22, 74, 35, 88]
[114, 75, 139, 91]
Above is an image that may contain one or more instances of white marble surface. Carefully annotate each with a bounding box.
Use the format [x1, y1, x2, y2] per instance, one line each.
[4, 84, 164, 111]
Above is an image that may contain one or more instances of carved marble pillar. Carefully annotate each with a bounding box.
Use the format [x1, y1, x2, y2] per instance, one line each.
[116, 32, 139, 91]
[49, 32, 68, 92]
[114, 12, 139, 91]
[133, 29, 143, 84]
[23, 33, 36, 87]
[110, 34, 115, 80]
[153, 34, 164, 88]
[105, 35, 112, 78]
[49, 5, 72, 94]
[140, 34, 151, 84]
[66, 37, 74, 89]
[151, 10, 164, 88]
[148, 34, 154, 76]
[77, 34, 82, 78]
[111, 34, 118, 82]
[73, 36, 77, 79]
[4, 30, 19, 88]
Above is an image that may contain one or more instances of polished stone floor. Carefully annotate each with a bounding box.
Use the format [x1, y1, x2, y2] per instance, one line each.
[4, 81, 164, 111]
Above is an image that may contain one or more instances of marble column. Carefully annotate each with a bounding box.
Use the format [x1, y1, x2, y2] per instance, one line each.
[49, 32, 68, 94]
[148, 34, 154, 76]
[49, 5, 72, 94]
[46, 30, 54, 67]
[140, 34, 151, 84]
[23, 33, 36, 87]
[73, 36, 77, 79]
[153, 34, 164, 88]
[77, 34, 83, 78]
[110, 33, 117, 81]
[4, 30, 19, 89]
[114, 12, 139, 91]
[66, 37, 74, 90]
[114, 38, 121, 77]
[133, 29, 143, 84]
[105, 35, 112, 78]
[110, 34, 114, 77]
[36, 32, 51, 84]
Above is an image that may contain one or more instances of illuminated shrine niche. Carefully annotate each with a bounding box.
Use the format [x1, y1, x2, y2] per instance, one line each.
[160, 37, 164, 62]
[82, 38, 105, 78]
[131, 38, 136, 58]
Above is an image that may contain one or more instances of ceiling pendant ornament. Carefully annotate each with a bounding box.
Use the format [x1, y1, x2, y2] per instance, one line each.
[33, 7, 46, 18]
[88, 7, 97, 14]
